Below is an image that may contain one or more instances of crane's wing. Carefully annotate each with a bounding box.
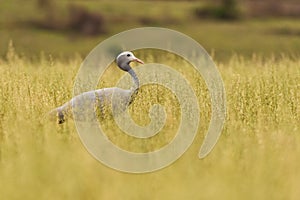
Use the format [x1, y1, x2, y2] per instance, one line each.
[48, 87, 133, 124]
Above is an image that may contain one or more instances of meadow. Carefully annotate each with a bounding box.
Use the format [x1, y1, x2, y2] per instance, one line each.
[0, 44, 299, 199]
[1, 0, 300, 199]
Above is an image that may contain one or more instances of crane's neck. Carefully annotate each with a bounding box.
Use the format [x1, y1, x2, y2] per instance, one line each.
[128, 68, 139, 93]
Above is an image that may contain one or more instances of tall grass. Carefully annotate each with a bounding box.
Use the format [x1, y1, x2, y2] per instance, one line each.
[0, 47, 299, 199]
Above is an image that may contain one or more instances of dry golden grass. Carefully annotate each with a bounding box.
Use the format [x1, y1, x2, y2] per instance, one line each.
[0, 47, 299, 199]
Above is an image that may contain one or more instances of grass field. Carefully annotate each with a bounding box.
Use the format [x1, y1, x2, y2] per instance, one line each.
[1, 0, 300, 199]
[0, 46, 299, 199]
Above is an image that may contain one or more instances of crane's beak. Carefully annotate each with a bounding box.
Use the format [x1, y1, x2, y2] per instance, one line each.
[133, 58, 144, 64]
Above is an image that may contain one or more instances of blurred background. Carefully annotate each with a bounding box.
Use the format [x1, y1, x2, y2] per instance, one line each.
[0, 0, 299, 61]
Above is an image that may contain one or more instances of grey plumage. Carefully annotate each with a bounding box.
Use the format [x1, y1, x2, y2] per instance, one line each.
[48, 51, 144, 124]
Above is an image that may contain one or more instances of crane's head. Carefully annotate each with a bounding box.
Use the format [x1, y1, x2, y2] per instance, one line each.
[116, 51, 144, 71]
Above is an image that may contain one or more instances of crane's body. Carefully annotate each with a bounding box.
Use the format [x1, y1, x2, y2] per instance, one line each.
[49, 51, 143, 124]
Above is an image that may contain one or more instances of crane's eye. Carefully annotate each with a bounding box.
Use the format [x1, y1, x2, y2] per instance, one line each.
[126, 54, 131, 57]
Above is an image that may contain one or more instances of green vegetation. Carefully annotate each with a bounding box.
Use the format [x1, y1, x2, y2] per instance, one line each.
[0, 46, 299, 199]
[0, 0, 300, 61]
